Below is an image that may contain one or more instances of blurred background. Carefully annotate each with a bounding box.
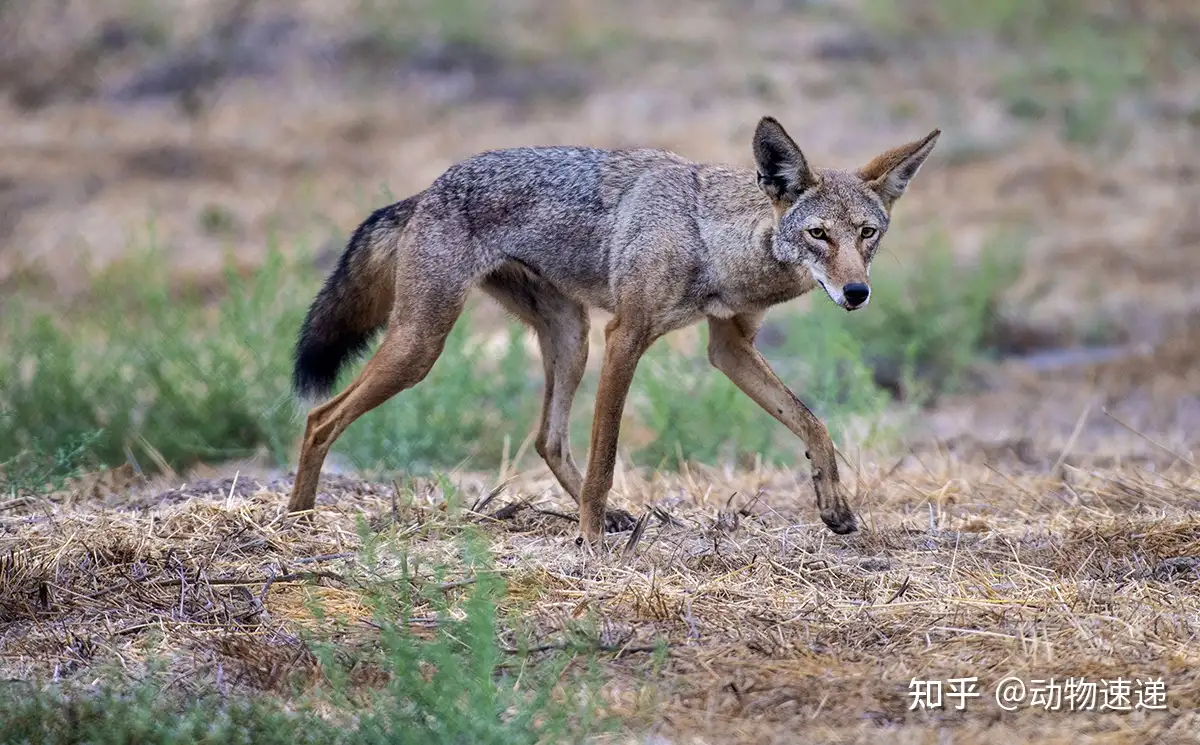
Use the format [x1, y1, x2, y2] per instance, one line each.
[1, 0, 1198, 490]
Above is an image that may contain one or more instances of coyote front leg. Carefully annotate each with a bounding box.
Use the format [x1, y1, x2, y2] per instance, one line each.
[706, 315, 857, 534]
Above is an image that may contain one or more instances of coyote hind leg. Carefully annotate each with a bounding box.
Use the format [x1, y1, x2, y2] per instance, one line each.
[480, 268, 637, 532]
[287, 302, 464, 514]
[576, 314, 656, 548]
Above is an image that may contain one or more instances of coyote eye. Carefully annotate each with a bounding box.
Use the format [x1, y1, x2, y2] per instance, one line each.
[860, 227, 877, 239]
[807, 228, 827, 240]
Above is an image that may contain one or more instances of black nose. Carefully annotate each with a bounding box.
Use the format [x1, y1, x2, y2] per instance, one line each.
[843, 283, 870, 307]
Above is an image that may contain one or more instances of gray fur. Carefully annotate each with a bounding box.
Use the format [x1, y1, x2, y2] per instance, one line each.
[287, 116, 940, 544]
[391, 123, 936, 325]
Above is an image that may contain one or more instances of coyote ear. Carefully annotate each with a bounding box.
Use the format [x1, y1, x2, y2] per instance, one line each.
[858, 128, 940, 208]
[753, 116, 816, 204]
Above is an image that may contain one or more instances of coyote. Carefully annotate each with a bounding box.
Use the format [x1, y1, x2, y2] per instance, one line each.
[287, 116, 940, 548]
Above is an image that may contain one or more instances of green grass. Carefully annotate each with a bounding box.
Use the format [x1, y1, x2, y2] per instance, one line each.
[863, 0, 1169, 144]
[347, 0, 634, 75]
[0, 533, 621, 745]
[0, 228, 1023, 488]
[0, 245, 305, 479]
[0, 426, 102, 499]
[354, 0, 504, 56]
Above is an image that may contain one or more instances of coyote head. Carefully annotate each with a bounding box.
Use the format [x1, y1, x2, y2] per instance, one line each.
[752, 116, 939, 311]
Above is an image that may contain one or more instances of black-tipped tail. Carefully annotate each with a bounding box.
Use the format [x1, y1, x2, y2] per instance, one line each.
[292, 307, 380, 402]
[291, 197, 419, 402]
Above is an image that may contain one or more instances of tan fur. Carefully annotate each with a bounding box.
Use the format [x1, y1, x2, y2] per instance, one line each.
[287, 116, 940, 550]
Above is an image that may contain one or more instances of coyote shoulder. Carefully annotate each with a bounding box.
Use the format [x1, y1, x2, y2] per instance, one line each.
[287, 116, 940, 548]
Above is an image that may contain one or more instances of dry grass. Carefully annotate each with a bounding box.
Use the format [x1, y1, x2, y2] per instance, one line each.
[3, 442, 1199, 743]
[4, 1, 1200, 741]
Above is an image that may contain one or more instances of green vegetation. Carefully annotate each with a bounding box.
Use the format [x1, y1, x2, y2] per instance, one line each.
[0, 534, 620, 745]
[349, 0, 632, 71]
[354, 0, 504, 55]
[862, 0, 1179, 144]
[0, 426, 102, 500]
[0, 228, 1022, 488]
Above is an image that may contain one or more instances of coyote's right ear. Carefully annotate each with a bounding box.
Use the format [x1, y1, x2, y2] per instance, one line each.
[753, 116, 816, 205]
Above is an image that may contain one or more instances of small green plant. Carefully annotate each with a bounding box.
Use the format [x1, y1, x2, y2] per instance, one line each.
[0, 676, 333, 745]
[0, 533, 620, 745]
[0, 243, 308, 474]
[333, 532, 618, 743]
[0, 420, 103, 498]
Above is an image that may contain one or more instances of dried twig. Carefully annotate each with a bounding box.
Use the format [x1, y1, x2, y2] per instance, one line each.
[1102, 407, 1198, 473]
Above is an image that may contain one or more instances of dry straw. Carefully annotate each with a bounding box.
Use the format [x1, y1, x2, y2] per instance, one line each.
[3, 441, 1199, 743]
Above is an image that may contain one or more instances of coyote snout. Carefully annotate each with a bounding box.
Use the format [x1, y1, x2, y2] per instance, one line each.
[842, 283, 870, 309]
[285, 114, 940, 551]
[811, 273, 870, 311]
[806, 264, 870, 310]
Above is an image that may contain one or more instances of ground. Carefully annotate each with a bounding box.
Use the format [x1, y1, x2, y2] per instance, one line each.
[5, 455, 1199, 743]
[2, 0, 1200, 742]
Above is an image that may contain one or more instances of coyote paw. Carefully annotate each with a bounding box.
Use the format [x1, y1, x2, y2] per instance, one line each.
[604, 508, 638, 533]
[821, 506, 858, 535]
[574, 509, 637, 555]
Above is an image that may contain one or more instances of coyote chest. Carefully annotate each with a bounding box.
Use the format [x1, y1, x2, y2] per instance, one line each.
[700, 271, 818, 319]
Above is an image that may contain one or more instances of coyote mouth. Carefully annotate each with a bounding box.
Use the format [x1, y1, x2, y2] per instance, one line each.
[815, 278, 848, 310]
[815, 278, 865, 312]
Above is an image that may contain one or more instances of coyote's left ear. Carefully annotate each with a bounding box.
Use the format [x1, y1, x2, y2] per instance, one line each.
[858, 129, 940, 208]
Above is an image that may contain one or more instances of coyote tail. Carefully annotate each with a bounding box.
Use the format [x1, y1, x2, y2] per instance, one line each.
[291, 195, 421, 402]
